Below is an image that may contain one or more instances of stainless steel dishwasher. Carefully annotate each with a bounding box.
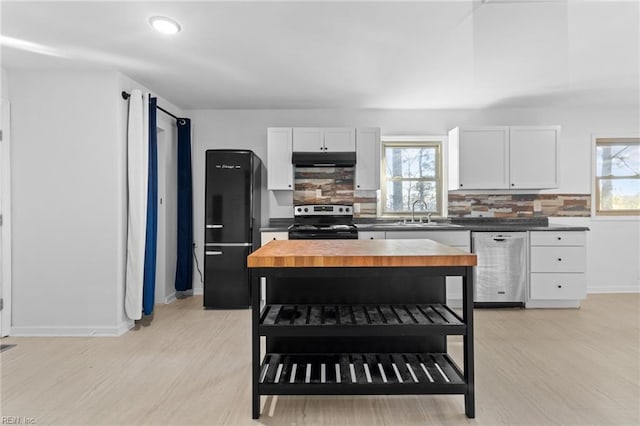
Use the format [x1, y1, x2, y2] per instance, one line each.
[472, 232, 527, 307]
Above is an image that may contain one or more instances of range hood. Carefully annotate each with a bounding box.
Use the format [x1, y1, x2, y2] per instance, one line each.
[292, 152, 356, 167]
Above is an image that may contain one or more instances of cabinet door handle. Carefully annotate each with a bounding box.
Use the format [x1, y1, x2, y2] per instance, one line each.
[557, 284, 563, 288]
[459, 184, 463, 187]
[206, 251, 223, 256]
[511, 183, 515, 186]
[557, 258, 562, 262]
[557, 237, 562, 240]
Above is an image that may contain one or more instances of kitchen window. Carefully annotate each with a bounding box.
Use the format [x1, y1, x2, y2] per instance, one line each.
[594, 137, 640, 216]
[381, 137, 444, 217]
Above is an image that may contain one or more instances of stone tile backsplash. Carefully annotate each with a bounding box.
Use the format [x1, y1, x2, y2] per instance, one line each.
[292, 167, 377, 217]
[448, 193, 591, 217]
[293, 167, 355, 205]
[290, 166, 590, 218]
[354, 191, 378, 217]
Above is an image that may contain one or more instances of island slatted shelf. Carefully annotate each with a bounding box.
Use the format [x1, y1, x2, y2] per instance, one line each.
[248, 239, 477, 419]
[260, 303, 466, 335]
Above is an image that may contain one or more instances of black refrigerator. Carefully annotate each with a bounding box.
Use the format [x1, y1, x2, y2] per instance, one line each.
[204, 150, 262, 308]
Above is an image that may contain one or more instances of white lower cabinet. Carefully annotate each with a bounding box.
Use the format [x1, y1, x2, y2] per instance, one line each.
[260, 228, 587, 309]
[530, 246, 586, 273]
[260, 231, 288, 246]
[386, 231, 471, 306]
[528, 231, 587, 308]
[385, 231, 470, 246]
[259, 232, 289, 308]
[358, 231, 386, 240]
[529, 273, 586, 300]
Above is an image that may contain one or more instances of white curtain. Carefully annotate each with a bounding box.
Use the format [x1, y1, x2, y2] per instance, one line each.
[125, 90, 149, 320]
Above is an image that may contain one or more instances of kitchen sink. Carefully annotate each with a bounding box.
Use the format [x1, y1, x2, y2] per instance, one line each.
[393, 222, 461, 228]
[356, 222, 462, 229]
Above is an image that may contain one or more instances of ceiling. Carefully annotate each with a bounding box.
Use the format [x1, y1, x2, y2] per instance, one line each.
[1, 1, 638, 110]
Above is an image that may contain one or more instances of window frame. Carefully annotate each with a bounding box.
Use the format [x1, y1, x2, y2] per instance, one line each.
[592, 136, 640, 217]
[380, 136, 446, 218]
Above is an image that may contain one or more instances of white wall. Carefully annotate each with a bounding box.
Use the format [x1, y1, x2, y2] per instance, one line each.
[188, 107, 639, 293]
[1, 68, 8, 100]
[9, 71, 123, 335]
[8, 70, 182, 335]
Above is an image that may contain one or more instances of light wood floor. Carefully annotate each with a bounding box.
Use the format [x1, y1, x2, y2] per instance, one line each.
[1, 294, 639, 425]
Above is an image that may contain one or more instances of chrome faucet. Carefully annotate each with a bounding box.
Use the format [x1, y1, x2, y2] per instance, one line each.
[411, 199, 428, 223]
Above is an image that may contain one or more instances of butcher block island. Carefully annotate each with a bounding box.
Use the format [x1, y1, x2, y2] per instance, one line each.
[248, 239, 478, 419]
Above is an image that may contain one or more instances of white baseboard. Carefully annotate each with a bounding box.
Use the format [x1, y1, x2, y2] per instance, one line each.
[446, 298, 462, 309]
[163, 292, 177, 304]
[525, 300, 581, 309]
[588, 285, 640, 294]
[11, 321, 134, 337]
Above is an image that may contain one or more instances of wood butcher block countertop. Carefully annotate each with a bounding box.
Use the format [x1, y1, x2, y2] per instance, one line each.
[247, 239, 477, 268]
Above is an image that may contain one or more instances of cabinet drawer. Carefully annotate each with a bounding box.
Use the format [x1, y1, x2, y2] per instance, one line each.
[530, 273, 586, 300]
[385, 230, 470, 248]
[260, 232, 289, 246]
[531, 246, 586, 273]
[530, 231, 585, 246]
[358, 231, 386, 240]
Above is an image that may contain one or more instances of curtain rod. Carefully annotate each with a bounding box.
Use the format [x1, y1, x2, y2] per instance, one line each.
[121, 91, 181, 121]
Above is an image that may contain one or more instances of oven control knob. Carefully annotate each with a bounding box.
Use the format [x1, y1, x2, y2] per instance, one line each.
[345, 207, 350, 212]
[304, 208, 308, 212]
[296, 207, 302, 213]
[339, 208, 343, 212]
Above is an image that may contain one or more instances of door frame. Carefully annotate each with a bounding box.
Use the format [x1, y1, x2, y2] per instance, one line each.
[1, 99, 12, 337]
[154, 116, 178, 305]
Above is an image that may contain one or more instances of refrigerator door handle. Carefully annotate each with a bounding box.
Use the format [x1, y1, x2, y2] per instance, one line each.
[206, 224, 224, 229]
[205, 250, 224, 256]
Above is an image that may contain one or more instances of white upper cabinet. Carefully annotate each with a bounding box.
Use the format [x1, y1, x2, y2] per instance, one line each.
[323, 128, 356, 152]
[355, 127, 381, 190]
[292, 128, 324, 152]
[509, 126, 559, 189]
[267, 128, 293, 190]
[448, 126, 559, 190]
[292, 128, 355, 152]
[458, 127, 509, 189]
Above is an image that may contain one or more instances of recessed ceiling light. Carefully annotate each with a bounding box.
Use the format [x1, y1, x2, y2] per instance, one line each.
[149, 16, 181, 35]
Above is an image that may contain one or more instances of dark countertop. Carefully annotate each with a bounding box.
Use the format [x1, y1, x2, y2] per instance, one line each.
[356, 224, 590, 232]
[260, 217, 589, 233]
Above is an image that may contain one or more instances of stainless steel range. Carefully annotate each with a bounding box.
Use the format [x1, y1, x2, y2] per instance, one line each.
[288, 204, 358, 239]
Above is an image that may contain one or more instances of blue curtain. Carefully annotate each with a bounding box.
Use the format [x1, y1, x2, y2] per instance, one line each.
[175, 118, 193, 291]
[142, 97, 158, 315]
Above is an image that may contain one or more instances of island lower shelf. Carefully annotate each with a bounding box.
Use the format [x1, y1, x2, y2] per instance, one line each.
[258, 352, 466, 394]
